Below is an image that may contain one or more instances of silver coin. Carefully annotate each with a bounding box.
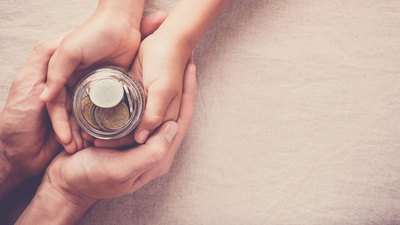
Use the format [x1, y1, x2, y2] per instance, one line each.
[89, 79, 124, 108]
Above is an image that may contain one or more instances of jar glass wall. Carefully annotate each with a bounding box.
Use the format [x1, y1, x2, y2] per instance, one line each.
[73, 68, 145, 139]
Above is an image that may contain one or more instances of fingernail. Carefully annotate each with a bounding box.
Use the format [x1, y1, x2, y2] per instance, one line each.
[163, 123, 178, 143]
[138, 129, 150, 143]
[39, 86, 49, 101]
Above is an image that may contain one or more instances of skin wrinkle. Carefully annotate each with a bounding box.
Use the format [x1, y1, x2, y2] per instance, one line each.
[1, 97, 48, 161]
[0, 143, 26, 182]
[162, 94, 181, 121]
[0, 141, 11, 167]
[46, 172, 95, 212]
[8, 130, 53, 179]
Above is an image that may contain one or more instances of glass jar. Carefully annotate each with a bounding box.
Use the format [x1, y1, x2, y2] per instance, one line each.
[73, 67, 145, 139]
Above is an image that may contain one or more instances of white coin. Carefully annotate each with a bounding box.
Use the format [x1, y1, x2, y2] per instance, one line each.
[89, 79, 124, 108]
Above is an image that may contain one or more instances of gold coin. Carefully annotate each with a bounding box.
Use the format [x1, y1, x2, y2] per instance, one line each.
[80, 95, 91, 109]
[82, 102, 100, 129]
[98, 102, 129, 130]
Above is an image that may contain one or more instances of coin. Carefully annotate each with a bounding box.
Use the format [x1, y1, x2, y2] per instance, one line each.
[89, 79, 124, 108]
[98, 102, 129, 130]
[80, 95, 91, 109]
[123, 84, 134, 112]
[82, 102, 101, 129]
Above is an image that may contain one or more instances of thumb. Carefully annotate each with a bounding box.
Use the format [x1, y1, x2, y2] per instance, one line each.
[40, 42, 82, 102]
[133, 121, 179, 176]
[140, 11, 168, 39]
[108, 122, 179, 179]
[141, 121, 179, 163]
[128, 122, 179, 191]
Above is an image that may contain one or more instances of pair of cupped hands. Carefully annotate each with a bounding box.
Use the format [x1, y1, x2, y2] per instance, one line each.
[0, 9, 195, 206]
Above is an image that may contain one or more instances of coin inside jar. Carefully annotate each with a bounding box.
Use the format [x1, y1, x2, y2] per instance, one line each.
[81, 95, 91, 109]
[89, 79, 124, 108]
[82, 101, 101, 129]
[97, 102, 130, 130]
[73, 67, 145, 139]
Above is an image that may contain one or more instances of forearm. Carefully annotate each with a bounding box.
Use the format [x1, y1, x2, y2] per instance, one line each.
[158, 0, 232, 50]
[16, 177, 96, 225]
[0, 147, 23, 199]
[97, 0, 145, 29]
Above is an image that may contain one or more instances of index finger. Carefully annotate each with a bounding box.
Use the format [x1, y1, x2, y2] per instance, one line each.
[40, 40, 82, 102]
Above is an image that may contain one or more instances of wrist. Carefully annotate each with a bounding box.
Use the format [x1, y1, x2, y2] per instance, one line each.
[152, 29, 193, 57]
[96, 0, 144, 30]
[155, 20, 197, 53]
[156, 0, 231, 50]
[16, 176, 96, 225]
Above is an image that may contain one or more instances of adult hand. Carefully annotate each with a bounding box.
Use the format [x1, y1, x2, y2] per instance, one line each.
[15, 55, 196, 224]
[0, 39, 62, 198]
[42, 8, 168, 153]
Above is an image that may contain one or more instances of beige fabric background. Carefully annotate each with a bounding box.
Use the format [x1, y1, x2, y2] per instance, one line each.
[1, 0, 400, 224]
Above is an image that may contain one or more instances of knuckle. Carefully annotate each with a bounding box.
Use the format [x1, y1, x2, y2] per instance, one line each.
[159, 165, 171, 176]
[149, 146, 167, 164]
[33, 40, 50, 53]
[154, 11, 168, 21]
[57, 41, 81, 63]
[105, 169, 128, 185]
[148, 79, 179, 95]
[161, 83, 180, 95]
[145, 114, 163, 128]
